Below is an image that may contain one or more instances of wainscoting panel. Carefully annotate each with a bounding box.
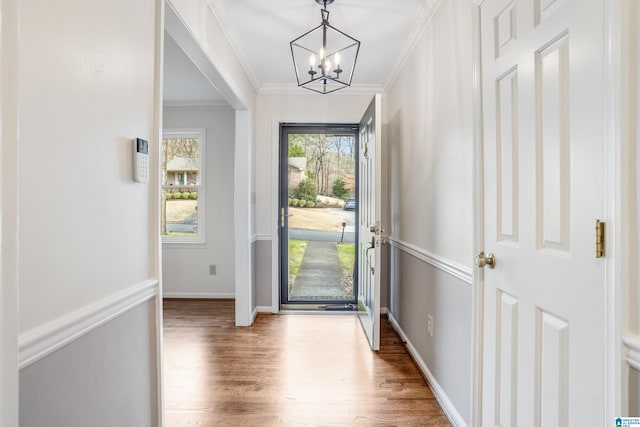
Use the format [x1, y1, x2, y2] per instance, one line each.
[19, 295, 159, 426]
[388, 242, 472, 425]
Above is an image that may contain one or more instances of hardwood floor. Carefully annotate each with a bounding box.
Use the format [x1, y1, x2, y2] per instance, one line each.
[163, 299, 452, 426]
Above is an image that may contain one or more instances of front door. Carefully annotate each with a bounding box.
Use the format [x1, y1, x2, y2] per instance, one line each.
[358, 94, 382, 351]
[478, 0, 605, 425]
[279, 125, 359, 309]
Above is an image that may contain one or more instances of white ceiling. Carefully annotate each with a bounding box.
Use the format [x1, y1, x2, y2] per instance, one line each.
[163, 0, 433, 103]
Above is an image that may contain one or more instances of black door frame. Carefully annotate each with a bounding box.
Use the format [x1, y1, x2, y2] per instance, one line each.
[279, 123, 360, 308]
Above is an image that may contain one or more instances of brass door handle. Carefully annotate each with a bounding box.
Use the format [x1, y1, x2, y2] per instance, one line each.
[474, 252, 496, 269]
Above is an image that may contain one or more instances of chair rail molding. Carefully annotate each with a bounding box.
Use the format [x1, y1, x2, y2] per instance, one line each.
[623, 334, 640, 371]
[18, 279, 159, 369]
[389, 237, 473, 285]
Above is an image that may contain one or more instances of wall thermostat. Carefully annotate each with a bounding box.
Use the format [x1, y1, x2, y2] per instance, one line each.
[133, 138, 149, 183]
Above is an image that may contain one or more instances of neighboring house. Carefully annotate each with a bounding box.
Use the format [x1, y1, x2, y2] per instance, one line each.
[288, 157, 306, 188]
[166, 157, 199, 185]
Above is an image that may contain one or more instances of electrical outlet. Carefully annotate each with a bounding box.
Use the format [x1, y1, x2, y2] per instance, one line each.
[427, 314, 434, 338]
[209, 264, 217, 275]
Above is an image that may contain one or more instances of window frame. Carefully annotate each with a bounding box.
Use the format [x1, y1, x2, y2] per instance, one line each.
[161, 128, 206, 245]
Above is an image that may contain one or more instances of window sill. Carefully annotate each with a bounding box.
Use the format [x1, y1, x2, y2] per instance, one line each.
[162, 241, 207, 249]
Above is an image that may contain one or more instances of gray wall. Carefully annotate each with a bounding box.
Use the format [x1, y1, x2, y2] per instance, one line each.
[389, 247, 471, 421]
[384, 1, 474, 423]
[19, 300, 158, 427]
[162, 106, 236, 297]
[255, 240, 272, 307]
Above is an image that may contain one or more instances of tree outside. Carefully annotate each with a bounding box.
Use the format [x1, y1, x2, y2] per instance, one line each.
[288, 133, 355, 198]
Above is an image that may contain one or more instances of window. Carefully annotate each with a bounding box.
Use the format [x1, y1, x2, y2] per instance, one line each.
[161, 129, 205, 243]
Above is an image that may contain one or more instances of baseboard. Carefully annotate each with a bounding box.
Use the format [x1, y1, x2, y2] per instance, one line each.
[19, 279, 159, 370]
[381, 307, 388, 315]
[162, 292, 235, 299]
[387, 312, 467, 427]
[256, 306, 273, 313]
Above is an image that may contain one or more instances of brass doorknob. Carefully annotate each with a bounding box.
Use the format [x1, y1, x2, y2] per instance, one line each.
[474, 252, 496, 269]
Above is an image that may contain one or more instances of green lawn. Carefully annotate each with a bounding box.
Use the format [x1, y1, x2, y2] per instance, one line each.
[336, 243, 355, 274]
[288, 239, 307, 290]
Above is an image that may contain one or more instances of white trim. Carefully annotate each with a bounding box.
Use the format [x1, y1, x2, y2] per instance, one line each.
[1, 0, 19, 423]
[252, 233, 271, 242]
[623, 335, 640, 371]
[259, 83, 385, 96]
[271, 117, 281, 314]
[256, 306, 273, 313]
[470, 2, 485, 426]
[153, 1, 166, 424]
[388, 312, 467, 427]
[389, 238, 473, 285]
[234, 110, 254, 327]
[202, 0, 261, 93]
[162, 292, 235, 299]
[604, 0, 623, 421]
[18, 279, 159, 370]
[383, 0, 442, 91]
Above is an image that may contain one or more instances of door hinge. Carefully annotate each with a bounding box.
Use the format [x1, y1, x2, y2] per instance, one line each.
[595, 219, 605, 258]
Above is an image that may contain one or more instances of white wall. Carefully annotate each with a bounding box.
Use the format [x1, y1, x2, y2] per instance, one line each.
[254, 93, 376, 309]
[386, 1, 474, 264]
[162, 106, 236, 298]
[16, 0, 161, 423]
[385, 0, 474, 424]
[18, 0, 158, 333]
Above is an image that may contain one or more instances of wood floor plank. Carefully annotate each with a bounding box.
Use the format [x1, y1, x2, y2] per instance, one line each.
[163, 299, 452, 426]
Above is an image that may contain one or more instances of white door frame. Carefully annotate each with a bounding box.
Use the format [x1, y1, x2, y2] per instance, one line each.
[603, 0, 622, 419]
[470, 0, 622, 423]
[0, 0, 20, 424]
[470, 3, 485, 425]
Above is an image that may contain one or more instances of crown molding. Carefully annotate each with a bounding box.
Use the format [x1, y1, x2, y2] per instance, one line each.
[259, 83, 385, 96]
[204, 0, 262, 92]
[383, 0, 442, 92]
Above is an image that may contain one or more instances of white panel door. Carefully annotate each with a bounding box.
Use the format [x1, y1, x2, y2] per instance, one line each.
[478, 0, 605, 425]
[358, 94, 382, 351]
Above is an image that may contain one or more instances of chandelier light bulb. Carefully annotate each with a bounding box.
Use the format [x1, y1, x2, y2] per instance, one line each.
[335, 52, 341, 66]
[309, 54, 316, 66]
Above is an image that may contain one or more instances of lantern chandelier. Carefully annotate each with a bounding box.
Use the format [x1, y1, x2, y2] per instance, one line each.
[290, 0, 361, 94]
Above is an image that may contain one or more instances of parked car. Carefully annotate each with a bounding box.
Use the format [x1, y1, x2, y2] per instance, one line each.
[343, 197, 356, 211]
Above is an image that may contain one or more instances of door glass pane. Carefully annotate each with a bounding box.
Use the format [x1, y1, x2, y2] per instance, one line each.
[285, 132, 356, 302]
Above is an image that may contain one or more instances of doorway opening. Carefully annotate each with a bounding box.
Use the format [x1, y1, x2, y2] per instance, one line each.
[279, 124, 359, 310]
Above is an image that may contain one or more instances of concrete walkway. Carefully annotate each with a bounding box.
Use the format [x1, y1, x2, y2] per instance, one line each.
[290, 241, 348, 301]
